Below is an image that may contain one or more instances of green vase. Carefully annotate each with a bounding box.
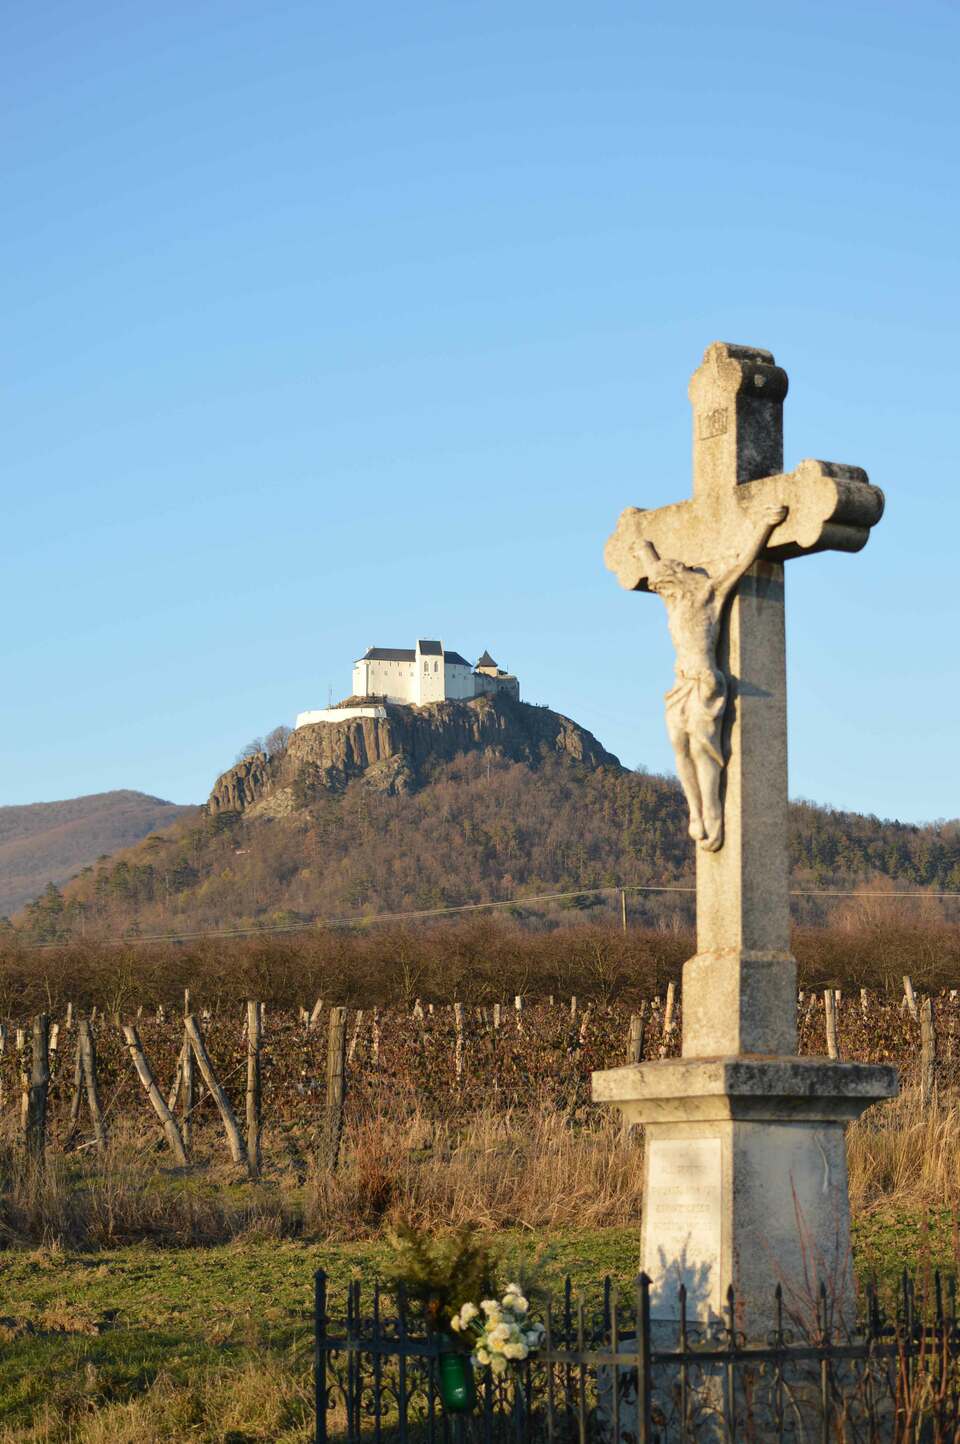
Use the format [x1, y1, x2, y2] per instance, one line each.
[438, 1337, 477, 1413]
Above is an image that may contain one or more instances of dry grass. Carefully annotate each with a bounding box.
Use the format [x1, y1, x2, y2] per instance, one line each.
[0, 1356, 316, 1443]
[0, 1103, 644, 1248]
[848, 1087, 960, 1213]
[6, 1088, 960, 1252]
[310, 1106, 644, 1236]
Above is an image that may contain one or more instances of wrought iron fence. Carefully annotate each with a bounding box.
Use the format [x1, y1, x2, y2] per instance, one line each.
[315, 1268, 960, 1442]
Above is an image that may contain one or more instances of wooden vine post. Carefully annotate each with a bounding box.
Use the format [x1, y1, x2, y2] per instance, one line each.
[920, 996, 936, 1107]
[627, 1010, 644, 1064]
[26, 1014, 50, 1169]
[453, 1002, 465, 1082]
[79, 1018, 108, 1152]
[122, 1024, 188, 1166]
[185, 1014, 248, 1170]
[324, 1006, 348, 1173]
[245, 1000, 262, 1179]
[824, 989, 840, 1061]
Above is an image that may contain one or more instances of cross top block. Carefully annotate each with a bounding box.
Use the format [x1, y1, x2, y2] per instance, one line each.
[605, 341, 884, 591]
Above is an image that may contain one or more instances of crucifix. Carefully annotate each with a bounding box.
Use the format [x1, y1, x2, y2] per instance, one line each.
[593, 343, 896, 1333]
[604, 341, 884, 1055]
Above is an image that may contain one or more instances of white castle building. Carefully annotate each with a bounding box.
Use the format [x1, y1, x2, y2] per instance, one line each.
[295, 640, 519, 728]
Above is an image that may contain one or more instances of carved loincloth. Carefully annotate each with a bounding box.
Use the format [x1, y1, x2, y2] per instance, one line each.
[664, 668, 726, 767]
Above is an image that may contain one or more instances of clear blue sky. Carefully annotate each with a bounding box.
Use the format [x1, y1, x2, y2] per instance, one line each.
[2, 1, 957, 821]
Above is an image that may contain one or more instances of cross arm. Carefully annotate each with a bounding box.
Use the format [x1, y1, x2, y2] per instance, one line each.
[603, 460, 884, 592]
[741, 459, 885, 561]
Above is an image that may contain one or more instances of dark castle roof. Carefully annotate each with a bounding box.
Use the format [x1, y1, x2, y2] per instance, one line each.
[359, 647, 416, 662]
[476, 649, 498, 668]
[358, 644, 471, 667]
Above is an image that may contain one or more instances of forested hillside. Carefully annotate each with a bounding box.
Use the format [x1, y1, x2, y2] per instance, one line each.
[14, 748, 960, 945]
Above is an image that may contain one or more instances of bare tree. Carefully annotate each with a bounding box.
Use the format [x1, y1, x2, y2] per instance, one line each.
[265, 725, 292, 759]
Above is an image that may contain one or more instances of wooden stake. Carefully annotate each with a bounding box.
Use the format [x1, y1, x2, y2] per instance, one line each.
[627, 1012, 644, 1064]
[453, 1002, 465, 1080]
[122, 1024, 188, 1165]
[324, 1006, 348, 1173]
[66, 1034, 84, 1146]
[185, 1015, 246, 1168]
[79, 1018, 107, 1153]
[347, 1009, 364, 1064]
[824, 989, 840, 1061]
[620, 887, 627, 933]
[245, 1000, 262, 1179]
[661, 982, 677, 1050]
[26, 1015, 50, 1168]
[309, 997, 324, 1030]
[903, 975, 919, 1021]
[371, 1006, 380, 1065]
[920, 997, 936, 1107]
[16, 1027, 28, 1147]
[182, 1027, 195, 1149]
[167, 1040, 186, 1112]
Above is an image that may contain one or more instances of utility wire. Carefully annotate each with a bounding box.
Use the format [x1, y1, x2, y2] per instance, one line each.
[18, 881, 960, 951]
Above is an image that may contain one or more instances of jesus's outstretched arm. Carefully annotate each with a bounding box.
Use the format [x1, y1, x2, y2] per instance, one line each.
[714, 504, 788, 605]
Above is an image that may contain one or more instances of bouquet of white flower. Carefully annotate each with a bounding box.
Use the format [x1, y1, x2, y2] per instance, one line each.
[450, 1283, 546, 1377]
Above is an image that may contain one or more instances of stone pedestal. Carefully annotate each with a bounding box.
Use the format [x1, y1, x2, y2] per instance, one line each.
[592, 1056, 897, 1334]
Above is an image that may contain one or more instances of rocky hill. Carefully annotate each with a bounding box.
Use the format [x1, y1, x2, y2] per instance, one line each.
[0, 790, 197, 917]
[208, 694, 621, 817]
[11, 695, 960, 944]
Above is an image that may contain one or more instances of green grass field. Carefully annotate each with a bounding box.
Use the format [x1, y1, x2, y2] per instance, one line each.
[0, 1213, 955, 1442]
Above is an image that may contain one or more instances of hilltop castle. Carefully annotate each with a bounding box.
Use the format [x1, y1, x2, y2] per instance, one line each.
[295, 640, 519, 728]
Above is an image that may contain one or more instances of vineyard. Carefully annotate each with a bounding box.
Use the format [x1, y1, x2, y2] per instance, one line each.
[0, 981, 956, 1239]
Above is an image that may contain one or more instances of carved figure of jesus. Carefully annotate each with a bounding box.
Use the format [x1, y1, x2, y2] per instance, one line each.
[635, 503, 787, 852]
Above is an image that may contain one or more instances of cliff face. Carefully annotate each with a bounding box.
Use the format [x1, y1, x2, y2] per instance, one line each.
[207, 696, 621, 815]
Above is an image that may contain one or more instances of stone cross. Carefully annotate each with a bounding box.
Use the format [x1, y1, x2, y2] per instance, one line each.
[604, 341, 884, 1056]
[593, 343, 896, 1335]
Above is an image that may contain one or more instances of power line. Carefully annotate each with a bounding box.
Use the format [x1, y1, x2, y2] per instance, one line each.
[17, 881, 960, 951]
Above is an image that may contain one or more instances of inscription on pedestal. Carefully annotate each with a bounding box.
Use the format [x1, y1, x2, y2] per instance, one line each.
[646, 1137, 722, 1318]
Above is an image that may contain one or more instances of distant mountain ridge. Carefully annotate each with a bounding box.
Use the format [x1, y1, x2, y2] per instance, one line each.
[0, 790, 197, 917]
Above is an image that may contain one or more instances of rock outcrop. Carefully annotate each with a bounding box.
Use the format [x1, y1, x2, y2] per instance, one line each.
[207, 695, 621, 816]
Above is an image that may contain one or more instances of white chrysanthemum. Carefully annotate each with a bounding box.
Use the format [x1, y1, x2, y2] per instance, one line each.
[476, 1347, 490, 1365]
[460, 1302, 478, 1323]
[450, 1316, 461, 1332]
[490, 1323, 511, 1343]
[480, 1300, 499, 1316]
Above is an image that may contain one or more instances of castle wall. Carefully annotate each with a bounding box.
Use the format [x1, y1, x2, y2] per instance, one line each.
[353, 657, 418, 703]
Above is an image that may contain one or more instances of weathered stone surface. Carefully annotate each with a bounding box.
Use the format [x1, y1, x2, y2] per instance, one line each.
[593, 1056, 898, 1122]
[207, 695, 621, 815]
[593, 342, 897, 1341]
[595, 1057, 896, 1329]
